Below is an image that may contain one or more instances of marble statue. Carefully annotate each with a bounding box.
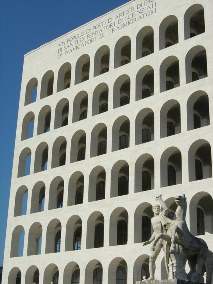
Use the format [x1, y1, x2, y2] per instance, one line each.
[143, 194, 213, 284]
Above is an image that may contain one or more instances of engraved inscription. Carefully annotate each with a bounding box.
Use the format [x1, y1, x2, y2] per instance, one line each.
[57, 0, 157, 58]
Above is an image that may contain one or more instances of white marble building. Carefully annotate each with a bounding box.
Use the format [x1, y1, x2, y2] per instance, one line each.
[2, 0, 213, 283]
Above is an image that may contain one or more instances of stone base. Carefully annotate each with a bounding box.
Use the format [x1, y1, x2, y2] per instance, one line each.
[136, 280, 203, 284]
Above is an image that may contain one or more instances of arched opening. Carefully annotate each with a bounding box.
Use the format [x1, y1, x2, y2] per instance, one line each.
[135, 154, 154, 192]
[75, 54, 90, 84]
[160, 56, 180, 92]
[113, 75, 130, 108]
[25, 78, 38, 105]
[57, 62, 71, 91]
[40, 70, 54, 99]
[49, 177, 64, 210]
[65, 216, 82, 251]
[94, 45, 110, 76]
[8, 268, 22, 284]
[134, 255, 150, 282]
[34, 142, 48, 172]
[87, 212, 104, 249]
[185, 46, 207, 83]
[37, 105, 51, 134]
[63, 262, 80, 284]
[114, 36, 131, 68]
[135, 109, 154, 145]
[45, 219, 61, 253]
[161, 147, 182, 187]
[18, 147, 31, 177]
[112, 116, 130, 151]
[188, 140, 212, 181]
[90, 124, 107, 157]
[85, 260, 103, 284]
[70, 130, 86, 162]
[10, 226, 25, 257]
[159, 15, 178, 49]
[68, 172, 84, 206]
[72, 91, 88, 122]
[109, 208, 128, 246]
[27, 222, 42, 255]
[89, 166, 106, 202]
[30, 181, 45, 213]
[136, 26, 154, 59]
[111, 161, 129, 197]
[54, 98, 69, 128]
[25, 266, 39, 284]
[184, 4, 205, 39]
[108, 258, 127, 284]
[43, 264, 59, 284]
[92, 83, 108, 115]
[21, 112, 34, 140]
[14, 186, 28, 216]
[136, 66, 154, 101]
[160, 100, 181, 138]
[51, 137, 67, 168]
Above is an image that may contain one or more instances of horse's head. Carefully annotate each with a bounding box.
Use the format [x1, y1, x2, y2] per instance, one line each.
[175, 194, 187, 207]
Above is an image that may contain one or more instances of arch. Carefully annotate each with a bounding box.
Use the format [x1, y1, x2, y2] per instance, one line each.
[188, 139, 212, 181]
[135, 108, 154, 145]
[65, 215, 82, 251]
[37, 105, 51, 134]
[10, 225, 25, 257]
[189, 192, 213, 235]
[43, 264, 59, 284]
[18, 147, 31, 177]
[72, 91, 88, 122]
[160, 56, 180, 92]
[89, 166, 106, 202]
[85, 260, 103, 284]
[136, 26, 154, 59]
[8, 267, 21, 284]
[25, 77, 38, 105]
[75, 54, 90, 84]
[40, 70, 54, 99]
[27, 222, 42, 255]
[184, 4, 205, 39]
[52, 136, 67, 168]
[113, 74, 130, 109]
[92, 83, 108, 115]
[63, 262, 80, 284]
[21, 111, 35, 140]
[14, 186, 28, 217]
[185, 45, 207, 83]
[90, 123, 107, 157]
[134, 203, 153, 243]
[112, 116, 130, 151]
[187, 91, 210, 130]
[34, 142, 48, 172]
[57, 62, 71, 91]
[111, 160, 129, 197]
[133, 255, 150, 282]
[161, 147, 182, 187]
[49, 176, 64, 210]
[159, 15, 178, 49]
[94, 45, 110, 76]
[114, 36, 131, 68]
[30, 181, 45, 213]
[87, 211, 104, 249]
[109, 207, 128, 246]
[108, 258, 127, 284]
[68, 171, 84, 206]
[70, 130, 86, 162]
[135, 154, 154, 192]
[25, 266, 39, 284]
[45, 219, 61, 253]
[54, 98, 69, 128]
[160, 99, 181, 138]
[136, 66, 154, 101]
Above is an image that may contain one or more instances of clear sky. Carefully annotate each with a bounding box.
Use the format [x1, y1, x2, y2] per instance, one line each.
[0, 0, 128, 266]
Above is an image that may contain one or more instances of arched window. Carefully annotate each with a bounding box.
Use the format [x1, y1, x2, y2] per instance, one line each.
[142, 216, 151, 241]
[73, 227, 82, 250]
[116, 264, 127, 284]
[77, 147, 86, 161]
[25, 78, 38, 105]
[33, 269, 39, 284]
[96, 180, 105, 200]
[197, 207, 205, 235]
[119, 134, 129, 149]
[117, 220, 127, 245]
[94, 223, 104, 248]
[142, 170, 151, 191]
[16, 271, 21, 284]
[75, 185, 84, 205]
[195, 158, 203, 180]
[71, 269, 80, 284]
[168, 164, 176, 186]
[52, 271, 59, 284]
[55, 230, 61, 253]
[57, 188, 64, 208]
[118, 175, 128, 196]
[40, 71, 54, 99]
[141, 262, 149, 280]
[93, 266, 103, 284]
[114, 36, 131, 68]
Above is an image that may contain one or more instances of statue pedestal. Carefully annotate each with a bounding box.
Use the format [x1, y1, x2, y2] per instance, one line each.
[136, 280, 202, 284]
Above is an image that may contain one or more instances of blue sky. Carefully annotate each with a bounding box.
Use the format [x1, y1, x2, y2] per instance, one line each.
[0, 0, 128, 266]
